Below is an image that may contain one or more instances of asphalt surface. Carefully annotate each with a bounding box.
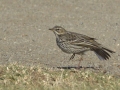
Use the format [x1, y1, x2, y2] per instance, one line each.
[0, 0, 120, 75]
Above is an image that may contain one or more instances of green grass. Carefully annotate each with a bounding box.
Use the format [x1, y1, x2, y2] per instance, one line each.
[0, 63, 120, 90]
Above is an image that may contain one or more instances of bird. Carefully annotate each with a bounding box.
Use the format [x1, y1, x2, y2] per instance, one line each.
[49, 26, 115, 68]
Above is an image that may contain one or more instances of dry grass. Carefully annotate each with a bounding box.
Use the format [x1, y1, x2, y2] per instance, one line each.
[0, 63, 120, 90]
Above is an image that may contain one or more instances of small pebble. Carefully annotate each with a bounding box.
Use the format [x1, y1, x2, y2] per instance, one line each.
[117, 44, 119, 46]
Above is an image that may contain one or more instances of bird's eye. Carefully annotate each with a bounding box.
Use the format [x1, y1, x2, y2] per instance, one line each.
[56, 28, 60, 31]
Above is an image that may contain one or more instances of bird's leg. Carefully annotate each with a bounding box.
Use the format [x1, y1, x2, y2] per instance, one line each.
[69, 53, 75, 61]
[77, 55, 83, 69]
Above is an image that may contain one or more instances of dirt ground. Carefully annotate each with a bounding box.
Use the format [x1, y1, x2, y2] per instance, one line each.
[0, 0, 120, 75]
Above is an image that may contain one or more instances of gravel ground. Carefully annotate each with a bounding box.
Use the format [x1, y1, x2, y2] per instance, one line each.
[0, 0, 120, 75]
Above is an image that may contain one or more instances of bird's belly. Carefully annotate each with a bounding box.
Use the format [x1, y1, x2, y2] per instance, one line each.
[57, 42, 89, 54]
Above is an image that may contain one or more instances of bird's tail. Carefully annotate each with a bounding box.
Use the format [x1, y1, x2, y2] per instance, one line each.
[92, 47, 115, 60]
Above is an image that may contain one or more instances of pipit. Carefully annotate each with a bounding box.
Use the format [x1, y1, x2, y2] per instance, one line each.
[49, 26, 115, 68]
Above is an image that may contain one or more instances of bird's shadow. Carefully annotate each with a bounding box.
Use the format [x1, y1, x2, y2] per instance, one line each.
[57, 66, 100, 70]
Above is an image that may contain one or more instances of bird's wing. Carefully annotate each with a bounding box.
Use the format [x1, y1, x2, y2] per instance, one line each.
[68, 32, 101, 48]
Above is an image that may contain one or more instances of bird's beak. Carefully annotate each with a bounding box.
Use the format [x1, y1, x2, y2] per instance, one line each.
[49, 28, 53, 31]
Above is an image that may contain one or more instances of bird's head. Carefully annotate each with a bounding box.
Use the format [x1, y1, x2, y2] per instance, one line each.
[49, 26, 67, 35]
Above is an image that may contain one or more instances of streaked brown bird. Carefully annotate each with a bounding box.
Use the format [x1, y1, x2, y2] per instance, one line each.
[49, 26, 115, 68]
